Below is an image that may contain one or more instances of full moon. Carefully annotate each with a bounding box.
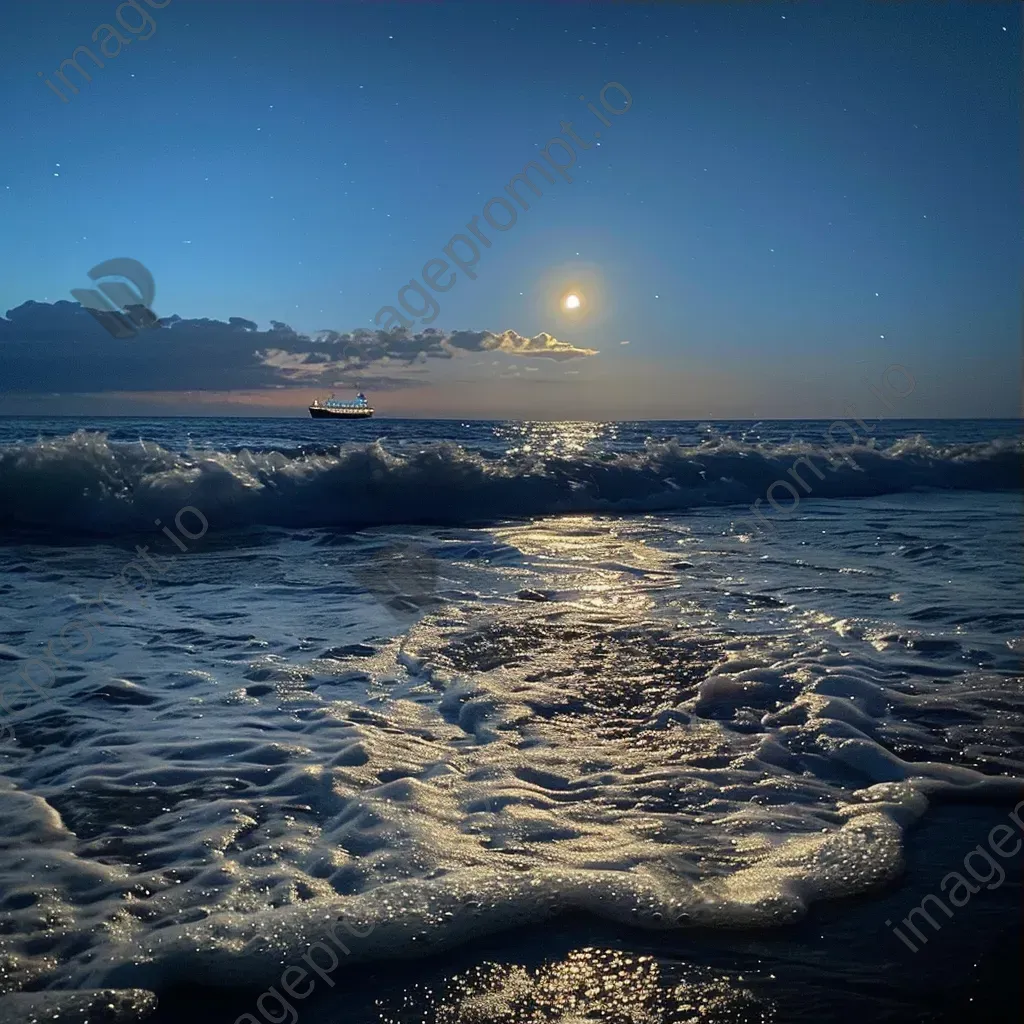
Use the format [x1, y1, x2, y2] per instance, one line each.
[564, 293, 581, 310]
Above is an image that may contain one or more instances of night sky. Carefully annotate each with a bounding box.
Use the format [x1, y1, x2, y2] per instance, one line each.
[0, 0, 1019, 418]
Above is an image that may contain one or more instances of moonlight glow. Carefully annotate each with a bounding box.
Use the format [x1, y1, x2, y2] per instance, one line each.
[563, 293, 581, 310]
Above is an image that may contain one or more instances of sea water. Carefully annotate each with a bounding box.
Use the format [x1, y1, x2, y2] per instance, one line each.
[0, 418, 1020, 1022]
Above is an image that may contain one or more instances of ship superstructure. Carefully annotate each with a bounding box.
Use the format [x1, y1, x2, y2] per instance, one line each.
[309, 392, 374, 419]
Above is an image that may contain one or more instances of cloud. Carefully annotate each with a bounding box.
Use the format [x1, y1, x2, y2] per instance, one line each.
[446, 329, 597, 361]
[0, 301, 598, 394]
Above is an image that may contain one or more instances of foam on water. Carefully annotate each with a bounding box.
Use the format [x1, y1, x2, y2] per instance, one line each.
[0, 492, 1021, 998]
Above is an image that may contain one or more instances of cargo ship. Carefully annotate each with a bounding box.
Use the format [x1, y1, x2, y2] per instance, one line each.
[308, 392, 374, 419]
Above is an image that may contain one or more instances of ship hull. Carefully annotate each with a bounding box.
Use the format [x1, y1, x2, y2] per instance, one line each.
[309, 406, 373, 419]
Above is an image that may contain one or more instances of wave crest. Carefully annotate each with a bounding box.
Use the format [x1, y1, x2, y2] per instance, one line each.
[0, 431, 1019, 536]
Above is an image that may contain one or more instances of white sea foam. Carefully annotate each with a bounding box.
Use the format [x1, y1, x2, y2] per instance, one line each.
[0, 431, 1018, 536]
[0, 494, 1020, 998]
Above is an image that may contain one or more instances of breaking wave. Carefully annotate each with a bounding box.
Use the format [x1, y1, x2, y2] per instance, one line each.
[0, 430, 1019, 537]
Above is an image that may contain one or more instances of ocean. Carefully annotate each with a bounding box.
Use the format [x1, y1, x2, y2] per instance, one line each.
[0, 417, 1020, 1023]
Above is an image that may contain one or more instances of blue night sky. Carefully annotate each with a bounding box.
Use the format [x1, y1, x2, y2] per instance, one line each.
[0, 0, 1019, 418]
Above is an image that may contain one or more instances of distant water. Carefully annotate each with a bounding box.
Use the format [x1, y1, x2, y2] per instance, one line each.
[0, 417, 1019, 534]
[0, 418, 1020, 1022]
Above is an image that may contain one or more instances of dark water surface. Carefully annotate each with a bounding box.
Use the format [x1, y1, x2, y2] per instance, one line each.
[0, 418, 1020, 1022]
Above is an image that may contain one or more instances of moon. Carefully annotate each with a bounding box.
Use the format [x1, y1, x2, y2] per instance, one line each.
[563, 293, 581, 310]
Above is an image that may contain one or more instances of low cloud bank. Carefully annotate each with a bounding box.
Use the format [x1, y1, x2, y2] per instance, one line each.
[0, 301, 596, 393]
